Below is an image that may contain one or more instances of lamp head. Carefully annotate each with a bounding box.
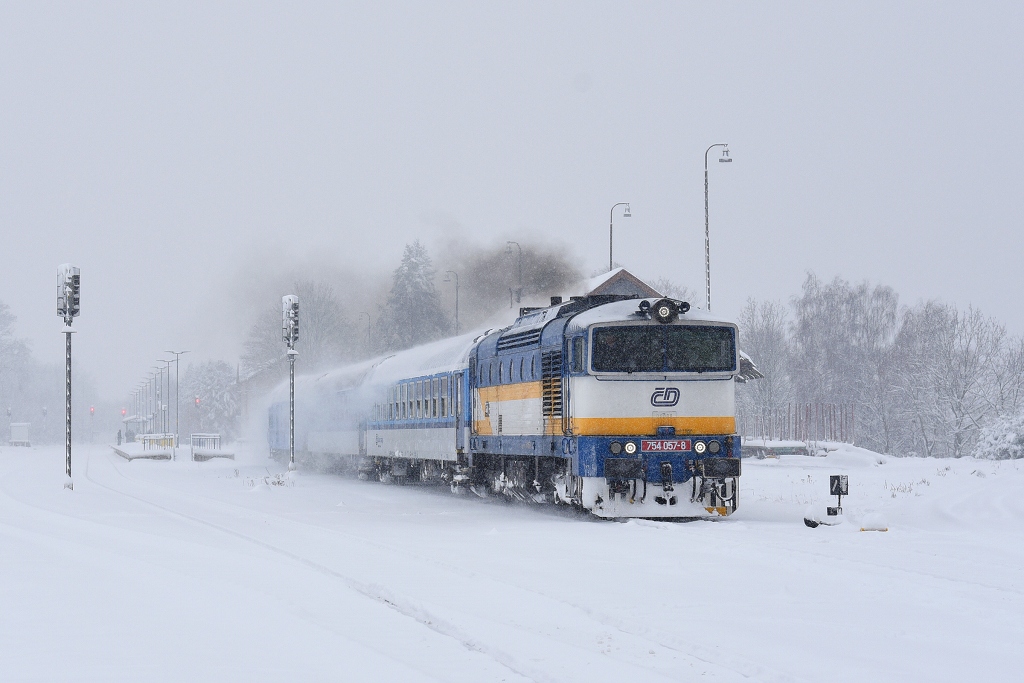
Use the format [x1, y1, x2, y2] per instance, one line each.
[720, 148, 732, 163]
[624, 203, 631, 218]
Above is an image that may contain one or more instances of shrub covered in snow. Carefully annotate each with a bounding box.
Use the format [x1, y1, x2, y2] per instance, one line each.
[974, 413, 1024, 460]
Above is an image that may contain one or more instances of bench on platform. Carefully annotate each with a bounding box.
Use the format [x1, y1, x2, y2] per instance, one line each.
[112, 437, 172, 461]
[191, 433, 234, 461]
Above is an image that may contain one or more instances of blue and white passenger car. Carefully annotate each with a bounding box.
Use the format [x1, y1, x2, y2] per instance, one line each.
[269, 294, 750, 518]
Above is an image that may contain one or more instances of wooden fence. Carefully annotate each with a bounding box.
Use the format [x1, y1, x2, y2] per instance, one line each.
[739, 403, 855, 443]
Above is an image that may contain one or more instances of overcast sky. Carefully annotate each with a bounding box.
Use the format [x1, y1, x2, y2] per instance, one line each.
[2, 1, 1022, 400]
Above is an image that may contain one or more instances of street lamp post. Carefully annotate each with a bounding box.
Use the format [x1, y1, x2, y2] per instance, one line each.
[444, 271, 460, 335]
[608, 202, 631, 272]
[158, 359, 173, 443]
[704, 143, 732, 311]
[151, 368, 162, 433]
[506, 241, 523, 307]
[165, 350, 189, 455]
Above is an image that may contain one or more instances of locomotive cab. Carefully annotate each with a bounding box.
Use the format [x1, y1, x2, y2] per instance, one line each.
[556, 297, 743, 517]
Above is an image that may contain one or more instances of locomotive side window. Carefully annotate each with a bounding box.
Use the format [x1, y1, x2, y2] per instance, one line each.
[571, 337, 585, 373]
[531, 355, 536, 380]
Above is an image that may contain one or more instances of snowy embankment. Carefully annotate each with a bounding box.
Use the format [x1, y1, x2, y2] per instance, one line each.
[1, 444, 1022, 682]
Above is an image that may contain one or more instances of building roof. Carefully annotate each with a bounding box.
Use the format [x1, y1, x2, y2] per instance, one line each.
[583, 268, 663, 298]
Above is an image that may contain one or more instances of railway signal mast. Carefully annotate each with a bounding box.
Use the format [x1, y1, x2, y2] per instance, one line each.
[282, 295, 299, 472]
[56, 264, 80, 490]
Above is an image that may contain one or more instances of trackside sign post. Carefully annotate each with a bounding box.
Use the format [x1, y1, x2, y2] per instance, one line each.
[828, 474, 848, 516]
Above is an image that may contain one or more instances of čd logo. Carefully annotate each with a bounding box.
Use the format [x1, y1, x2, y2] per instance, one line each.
[650, 387, 680, 407]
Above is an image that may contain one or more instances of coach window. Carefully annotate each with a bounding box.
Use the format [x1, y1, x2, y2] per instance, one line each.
[432, 378, 438, 417]
[440, 376, 448, 416]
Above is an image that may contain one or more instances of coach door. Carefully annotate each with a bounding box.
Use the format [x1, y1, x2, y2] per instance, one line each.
[454, 372, 465, 453]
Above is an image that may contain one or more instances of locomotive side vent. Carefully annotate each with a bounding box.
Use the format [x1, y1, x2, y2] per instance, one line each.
[541, 349, 563, 419]
[497, 328, 543, 352]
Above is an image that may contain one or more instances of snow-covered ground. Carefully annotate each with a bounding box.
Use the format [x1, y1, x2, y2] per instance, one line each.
[2, 443, 1022, 682]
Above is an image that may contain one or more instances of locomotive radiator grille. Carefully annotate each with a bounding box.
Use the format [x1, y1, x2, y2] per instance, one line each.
[541, 350, 563, 421]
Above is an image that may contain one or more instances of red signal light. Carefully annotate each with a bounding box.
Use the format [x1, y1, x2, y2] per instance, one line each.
[195, 397, 201, 406]
[121, 408, 127, 416]
[90, 406, 95, 415]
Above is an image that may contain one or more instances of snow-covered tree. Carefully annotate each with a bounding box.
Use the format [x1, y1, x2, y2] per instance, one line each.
[975, 412, 1024, 460]
[376, 241, 449, 350]
[1, 301, 40, 428]
[436, 240, 584, 327]
[181, 361, 239, 438]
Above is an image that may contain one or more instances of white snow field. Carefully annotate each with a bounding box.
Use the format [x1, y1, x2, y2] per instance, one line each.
[2, 443, 1022, 682]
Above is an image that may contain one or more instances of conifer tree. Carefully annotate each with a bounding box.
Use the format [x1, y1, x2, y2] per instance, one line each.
[377, 241, 450, 350]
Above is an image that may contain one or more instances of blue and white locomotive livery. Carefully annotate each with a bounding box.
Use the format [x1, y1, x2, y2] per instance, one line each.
[268, 294, 751, 518]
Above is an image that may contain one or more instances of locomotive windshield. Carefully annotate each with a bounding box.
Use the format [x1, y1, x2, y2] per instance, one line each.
[591, 324, 736, 374]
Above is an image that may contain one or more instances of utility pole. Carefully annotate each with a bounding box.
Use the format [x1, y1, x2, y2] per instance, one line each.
[358, 313, 370, 350]
[444, 271, 459, 334]
[506, 241, 523, 306]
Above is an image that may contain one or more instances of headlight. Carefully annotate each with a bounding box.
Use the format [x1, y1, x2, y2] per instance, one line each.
[624, 441, 637, 454]
[609, 441, 623, 455]
[694, 441, 707, 454]
[708, 440, 721, 454]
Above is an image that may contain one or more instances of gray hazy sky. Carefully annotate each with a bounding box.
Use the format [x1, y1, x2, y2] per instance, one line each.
[2, 1, 1022, 400]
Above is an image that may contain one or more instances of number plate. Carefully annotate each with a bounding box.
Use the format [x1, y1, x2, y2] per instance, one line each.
[641, 439, 691, 452]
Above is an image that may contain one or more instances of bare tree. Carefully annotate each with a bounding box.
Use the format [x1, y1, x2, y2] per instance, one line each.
[736, 298, 792, 437]
[242, 279, 354, 378]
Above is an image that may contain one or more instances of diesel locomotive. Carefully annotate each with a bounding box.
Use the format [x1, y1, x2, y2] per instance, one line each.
[268, 294, 754, 518]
